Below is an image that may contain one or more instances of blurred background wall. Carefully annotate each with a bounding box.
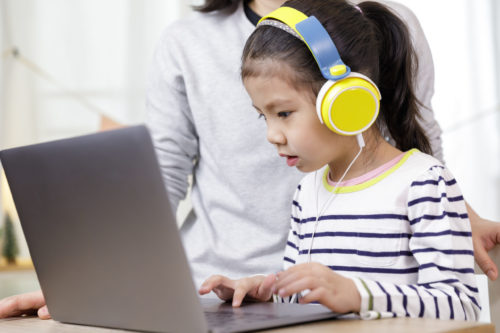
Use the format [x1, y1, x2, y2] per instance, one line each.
[0, 0, 195, 260]
[402, 2, 500, 326]
[0, 0, 498, 325]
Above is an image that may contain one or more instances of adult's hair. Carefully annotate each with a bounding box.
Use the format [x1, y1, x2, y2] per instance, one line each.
[241, 0, 432, 155]
[193, 0, 238, 12]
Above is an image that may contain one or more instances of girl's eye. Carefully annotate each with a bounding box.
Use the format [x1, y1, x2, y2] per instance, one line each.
[258, 113, 266, 120]
[277, 111, 291, 118]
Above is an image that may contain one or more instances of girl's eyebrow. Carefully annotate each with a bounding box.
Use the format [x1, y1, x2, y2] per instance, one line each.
[266, 99, 289, 110]
[260, 99, 294, 112]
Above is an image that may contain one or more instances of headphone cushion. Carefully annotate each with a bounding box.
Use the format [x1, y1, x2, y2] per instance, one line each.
[316, 76, 380, 136]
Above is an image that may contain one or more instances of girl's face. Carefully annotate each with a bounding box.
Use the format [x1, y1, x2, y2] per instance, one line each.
[244, 70, 357, 173]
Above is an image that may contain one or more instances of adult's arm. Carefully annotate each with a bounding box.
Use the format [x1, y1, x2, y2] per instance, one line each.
[145, 24, 199, 212]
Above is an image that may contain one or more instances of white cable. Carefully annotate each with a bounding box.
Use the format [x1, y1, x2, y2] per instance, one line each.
[307, 143, 364, 261]
[289, 134, 365, 303]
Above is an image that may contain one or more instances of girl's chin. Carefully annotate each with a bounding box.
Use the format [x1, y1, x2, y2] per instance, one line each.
[295, 164, 316, 173]
[295, 162, 326, 173]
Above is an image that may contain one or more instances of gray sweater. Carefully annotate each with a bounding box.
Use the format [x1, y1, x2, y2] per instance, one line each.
[145, 1, 443, 288]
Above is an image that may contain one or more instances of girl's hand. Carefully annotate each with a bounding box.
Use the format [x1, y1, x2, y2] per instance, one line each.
[274, 262, 361, 313]
[198, 273, 276, 307]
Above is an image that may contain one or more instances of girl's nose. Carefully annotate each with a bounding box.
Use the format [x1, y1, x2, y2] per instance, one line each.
[266, 124, 286, 146]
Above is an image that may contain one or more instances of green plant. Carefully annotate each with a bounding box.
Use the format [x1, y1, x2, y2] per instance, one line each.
[2, 213, 19, 264]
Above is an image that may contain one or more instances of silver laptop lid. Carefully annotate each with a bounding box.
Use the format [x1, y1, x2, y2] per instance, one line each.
[0, 126, 207, 332]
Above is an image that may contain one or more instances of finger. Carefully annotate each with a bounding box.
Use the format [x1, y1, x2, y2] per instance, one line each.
[0, 291, 46, 318]
[277, 276, 318, 298]
[274, 270, 307, 292]
[198, 285, 210, 295]
[299, 286, 359, 314]
[276, 263, 307, 278]
[275, 263, 321, 286]
[298, 287, 325, 305]
[275, 267, 301, 285]
[199, 275, 234, 294]
[199, 275, 224, 293]
[212, 287, 233, 301]
[232, 286, 249, 307]
[474, 243, 498, 281]
[257, 274, 276, 301]
[37, 305, 51, 319]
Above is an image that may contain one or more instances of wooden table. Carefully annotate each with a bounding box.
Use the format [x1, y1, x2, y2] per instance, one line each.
[0, 316, 494, 333]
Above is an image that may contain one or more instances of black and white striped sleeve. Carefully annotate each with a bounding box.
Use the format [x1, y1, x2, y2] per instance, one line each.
[353, 165, 480, 320]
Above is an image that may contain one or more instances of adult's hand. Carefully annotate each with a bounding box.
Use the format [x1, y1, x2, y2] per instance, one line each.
[0, 291, 50, 319]
[468, 203, 500, 280]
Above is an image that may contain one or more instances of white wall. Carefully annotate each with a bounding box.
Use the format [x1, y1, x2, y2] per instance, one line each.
[0, 0, 499, 323]
[0, 0, 194, 260]
[398, 0, 500, 222]
[1, 0, 194, 146]
[396, 1, 500, 326]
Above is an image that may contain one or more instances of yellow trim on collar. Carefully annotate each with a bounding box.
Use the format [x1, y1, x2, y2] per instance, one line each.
[322, 149, 418, 193]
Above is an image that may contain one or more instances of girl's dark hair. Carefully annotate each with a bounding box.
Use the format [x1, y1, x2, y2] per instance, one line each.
[193, 0, 238, 12]
[241, 0, 432, 155]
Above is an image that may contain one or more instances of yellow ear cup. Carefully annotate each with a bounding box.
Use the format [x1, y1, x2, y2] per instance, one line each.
[316, 74, 381, 136]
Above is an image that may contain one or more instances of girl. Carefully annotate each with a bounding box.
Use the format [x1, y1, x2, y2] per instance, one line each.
[199, 0, 480, 321]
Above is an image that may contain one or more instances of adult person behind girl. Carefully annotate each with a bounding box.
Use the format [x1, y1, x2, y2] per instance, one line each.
[200, 0, 479, 320]
[0, 0, 498, 320]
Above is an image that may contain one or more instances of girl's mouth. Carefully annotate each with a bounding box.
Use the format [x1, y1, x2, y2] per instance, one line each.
[286, 156, 299, 167]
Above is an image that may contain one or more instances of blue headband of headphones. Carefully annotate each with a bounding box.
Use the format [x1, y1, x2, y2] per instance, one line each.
[258, 7, 351, 81]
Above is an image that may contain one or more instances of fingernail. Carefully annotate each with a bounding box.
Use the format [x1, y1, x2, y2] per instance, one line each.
[271, 286, 276, 294]
[39, 307, 48, 317]
[487, 269, 496, 280]
[278, 288, 286, 297]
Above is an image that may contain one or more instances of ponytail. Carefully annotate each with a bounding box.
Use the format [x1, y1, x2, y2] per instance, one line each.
[193, 0, 238, 13]
[359, 2, 432, 155]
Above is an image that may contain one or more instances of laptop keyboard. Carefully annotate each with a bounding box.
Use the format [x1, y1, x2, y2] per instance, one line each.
[204, 310, 286, 333]
[200, 299, 338, 332]
[204, 310, 279, 326]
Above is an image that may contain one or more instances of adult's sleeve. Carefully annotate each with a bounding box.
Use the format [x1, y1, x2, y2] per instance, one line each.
[145, 26, 199, 212]
[352, 165, 480, 320]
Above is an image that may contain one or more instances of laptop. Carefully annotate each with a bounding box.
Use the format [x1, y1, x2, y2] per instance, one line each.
[0, 125, 340, 333]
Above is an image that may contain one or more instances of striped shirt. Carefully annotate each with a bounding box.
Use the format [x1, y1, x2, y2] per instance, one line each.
[281, 149, 480, 321]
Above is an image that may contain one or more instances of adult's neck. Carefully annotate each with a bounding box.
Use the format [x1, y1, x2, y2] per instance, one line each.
[247, 0, 285, 17]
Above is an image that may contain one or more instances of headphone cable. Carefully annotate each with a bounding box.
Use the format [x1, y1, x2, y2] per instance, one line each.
[289, 133, 364, 303]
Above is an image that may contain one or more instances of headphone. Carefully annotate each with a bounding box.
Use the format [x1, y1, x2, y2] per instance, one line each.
[258, 7, 381, 136]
